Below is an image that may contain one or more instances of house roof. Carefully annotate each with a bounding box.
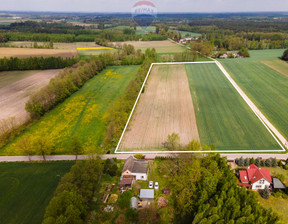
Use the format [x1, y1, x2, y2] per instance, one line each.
[132, 160, 148, 173]
[239, 170, 249, 183]
[119, 175, 133, 186]
[122, 156, 148, 174]
[122, 156, 135, 173]
[247, 164, 272, 184]
[140, 189, 154, 199]
[273, 178, 286, 189]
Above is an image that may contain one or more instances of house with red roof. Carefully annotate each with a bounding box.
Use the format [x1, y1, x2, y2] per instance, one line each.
[238, 164, 272, 190]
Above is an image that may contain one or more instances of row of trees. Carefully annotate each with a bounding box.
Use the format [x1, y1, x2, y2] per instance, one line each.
[170, 154, 279, 223]
[0, 29, 167, 43]
[42, 158, 103, 224]
[0, 56, 78, 71]
[236, 157, 279, 167]
[25, 44, 146, 119]
[103, 48, 157, 150]
[25, 57, 106, 118]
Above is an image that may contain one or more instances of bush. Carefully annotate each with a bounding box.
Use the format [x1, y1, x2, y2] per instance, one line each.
[272, 191, 288, 199]
[118, 191, 132, 209]
[237, 157, 244, 166]
[282, 49, 288, 61]
[284, 164, 288, 170]
[265, 159, 272, 167]
[238, 48, 250, 57]
[260, 187, 270, 199]
[134, 154, 145, 159]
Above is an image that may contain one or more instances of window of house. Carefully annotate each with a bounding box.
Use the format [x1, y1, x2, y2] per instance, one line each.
[141, 176, 144, 179]
[256, 185, 262, 189]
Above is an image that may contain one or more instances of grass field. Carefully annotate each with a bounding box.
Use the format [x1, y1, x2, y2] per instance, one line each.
[186, 63, 281, 151]
[170, 30, 202, 37]
[111, 40, 187, 54]
[0, 161, 74, 224]
[257, 194, 288, 224]
[261, 59, 288, 77]
[0, 47, 77, 58]
[220, 50, 288, 140]
[1, 65, 139, 155]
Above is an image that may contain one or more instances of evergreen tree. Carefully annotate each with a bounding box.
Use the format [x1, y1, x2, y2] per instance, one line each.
[271, 158, 278, 167]
[265, 159, 272, 167]
[255, 158, 261, 167]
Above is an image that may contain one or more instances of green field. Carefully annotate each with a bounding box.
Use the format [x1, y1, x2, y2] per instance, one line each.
[0, 70, 41, 88]
[170, 30, 202, 37]
[1, 65, 139, 155]
[0, 161, 74, 224]
[220, 49, 288, 140]
[185, 63, 281, 151]
[77, 49, 117, 59]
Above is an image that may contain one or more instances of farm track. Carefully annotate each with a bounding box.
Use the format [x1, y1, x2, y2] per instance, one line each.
[221, 58, 288, 141]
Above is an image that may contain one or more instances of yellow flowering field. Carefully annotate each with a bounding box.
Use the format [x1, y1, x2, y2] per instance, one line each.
[1, 65, 139, 155]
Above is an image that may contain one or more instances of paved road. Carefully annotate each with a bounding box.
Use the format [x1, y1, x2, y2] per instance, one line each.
[0, 153, 286, 162]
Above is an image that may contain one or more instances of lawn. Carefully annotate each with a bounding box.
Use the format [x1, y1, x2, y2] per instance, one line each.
[1, 65, 139, 155]
[185, 63, 282, 151]
[269, 167, 288, 185]
[0, 161, 74, 224]
[257, 193, 288, 224]
[220, 49, 288, 140]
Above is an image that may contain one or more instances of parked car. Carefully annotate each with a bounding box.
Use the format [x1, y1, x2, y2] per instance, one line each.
[154, 182, 159, 190]
[149, 181, 153, 188]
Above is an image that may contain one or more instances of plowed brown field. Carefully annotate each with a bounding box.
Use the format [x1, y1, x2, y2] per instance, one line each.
[0, 69, 61, 124]
[118, 64, 199, 151]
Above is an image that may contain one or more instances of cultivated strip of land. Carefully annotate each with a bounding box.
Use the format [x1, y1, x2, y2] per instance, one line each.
[214, 60, 286, 151]
[0, 69, 60, 124]
[118, 64, 199, 151]
[116, 61, 285, 153]
[220, 53, 288, 141]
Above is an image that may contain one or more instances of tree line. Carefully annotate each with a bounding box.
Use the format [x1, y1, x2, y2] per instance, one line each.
[25, 45, 148, 119]
[0, 56, 78, 71]
[0, 29, 167, 43]
[170, 154, 279, 223]
[42, 158, 103, 224]
[103, 48, 157, 150]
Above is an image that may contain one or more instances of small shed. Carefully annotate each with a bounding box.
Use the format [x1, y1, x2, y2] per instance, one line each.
[130, 197, 138, 210]
[273, 178, 286, 190]
[139, 189, 154, 201]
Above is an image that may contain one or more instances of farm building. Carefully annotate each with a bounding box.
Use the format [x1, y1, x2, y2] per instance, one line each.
[121, 156, 148, 180]
[238, 164, 272, 190]
[273, 178, 286, 190]
[139, 189, 154, 201]
[119, 175, 133, 190]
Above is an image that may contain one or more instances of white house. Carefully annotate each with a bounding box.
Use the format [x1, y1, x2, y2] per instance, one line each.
[121, 156, 148, 181]
[239, 164, 272, 190]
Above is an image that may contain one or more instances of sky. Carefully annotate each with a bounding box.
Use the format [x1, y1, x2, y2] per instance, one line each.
[0, 0, 288, 13]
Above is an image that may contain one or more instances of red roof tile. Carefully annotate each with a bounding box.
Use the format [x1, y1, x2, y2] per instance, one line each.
[246, 164, 272, 184]
[239, 170, 249, 183]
